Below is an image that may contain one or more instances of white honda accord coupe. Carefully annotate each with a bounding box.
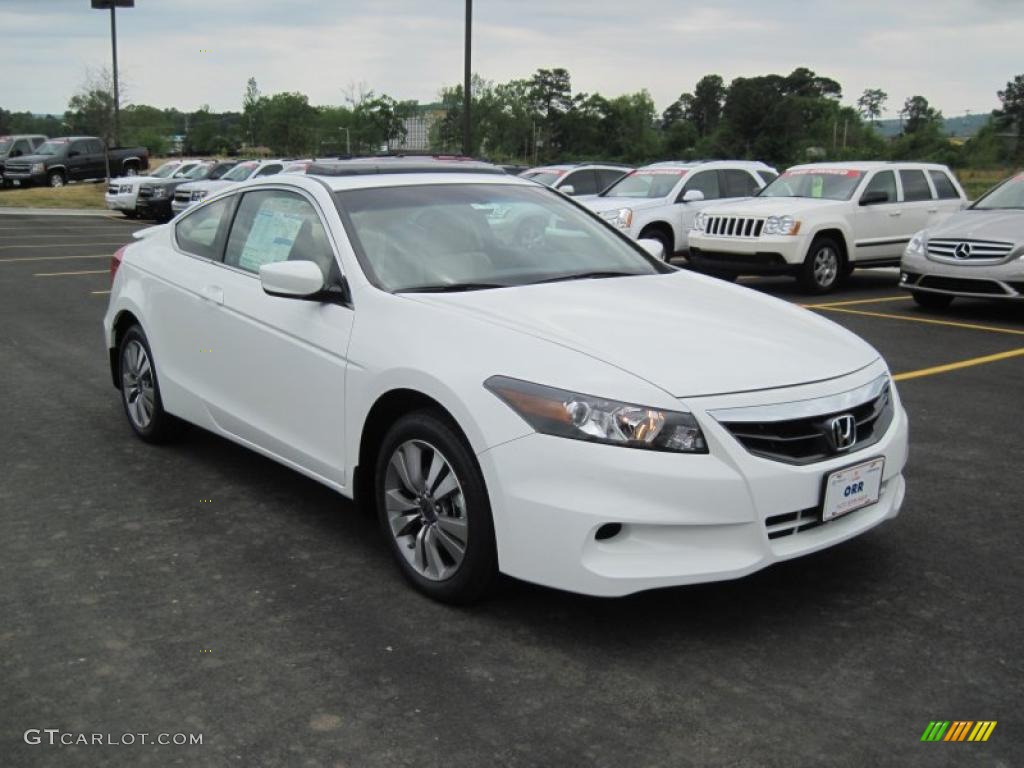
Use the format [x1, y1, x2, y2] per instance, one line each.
[103, 159, 909, 603]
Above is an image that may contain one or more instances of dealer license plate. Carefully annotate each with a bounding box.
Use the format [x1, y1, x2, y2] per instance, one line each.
[822, 457, 885, 522]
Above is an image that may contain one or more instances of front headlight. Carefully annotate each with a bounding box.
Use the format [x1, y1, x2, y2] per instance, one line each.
[152, 188, 167, 199]
[485, 376, 708, 453]
[30, 162, 44, 173]
[692, 211, 707, 232]
[120, 184, 133, 193]
[905, 230, 926, 257]
[191, 190, 207, 201]
[763, 215, 800, 235]
[600, 207, 633, 230]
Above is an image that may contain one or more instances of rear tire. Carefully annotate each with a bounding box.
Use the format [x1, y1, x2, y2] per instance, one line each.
[911, 291, 954, 310]
[122, 211, 138, 219]
[798, 236, 845, 294]
[117, 325, 182, 443]
[374, 410, 497, 604]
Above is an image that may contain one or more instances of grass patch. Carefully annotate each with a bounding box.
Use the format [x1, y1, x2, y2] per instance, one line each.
[0, 158, 177, 211]
[954, 168, 1017, 200]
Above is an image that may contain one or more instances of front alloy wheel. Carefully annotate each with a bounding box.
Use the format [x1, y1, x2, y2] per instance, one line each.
[800, 237, 844, 293]
[375, 410, 497, 603]
[49, 172, 65, 188]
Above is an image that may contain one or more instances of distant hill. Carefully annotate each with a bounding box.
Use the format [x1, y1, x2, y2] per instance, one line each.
[872, 113, 990, 139]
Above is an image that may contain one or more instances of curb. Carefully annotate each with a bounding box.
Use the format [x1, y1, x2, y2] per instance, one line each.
[0, 207, 122, 217]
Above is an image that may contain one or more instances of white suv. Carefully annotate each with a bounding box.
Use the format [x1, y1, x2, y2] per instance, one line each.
[520, 163, 632, 197]
[688, 162, 967, 293]
[581, 161, 778, 258]
[105, 159, 203, 218]
[171, 159, 285, 215]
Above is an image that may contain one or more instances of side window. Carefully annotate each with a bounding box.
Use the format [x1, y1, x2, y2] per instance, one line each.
[680, 170, 720, 200]
[255, 163, 283, 177]
[757, 170, 779, 185]
[597, 169, 626, 191]
[175, 197, 234, 260]
[929, 170, 960, 200]
[861, 171, 897, 203]
[32, 137, 45, 150]
[223, 190, 335, 276]
[899, 169, 933, 202]
[84, 139, 102, 155]
[563, 170, 598, 196]
[69, 140, 88, 156]
[720, 169, 760, 197]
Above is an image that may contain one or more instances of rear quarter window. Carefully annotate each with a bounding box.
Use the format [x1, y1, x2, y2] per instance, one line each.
[929, 170, 960, 200]
[899, 170, 933, 202]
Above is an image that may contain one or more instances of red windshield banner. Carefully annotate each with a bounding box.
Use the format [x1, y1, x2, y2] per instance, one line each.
[783, 168, 861, 178]
[631, 169, 687, 176]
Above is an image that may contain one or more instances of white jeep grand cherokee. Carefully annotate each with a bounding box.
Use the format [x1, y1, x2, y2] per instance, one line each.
[687, 162, 967, 293]
[581, 160, 778, 259]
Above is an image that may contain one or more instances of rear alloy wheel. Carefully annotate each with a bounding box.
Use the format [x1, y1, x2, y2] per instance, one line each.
[911, 291, 954, 310]
[118, 325, 181, 443]
[48, 171, 66, 188]
[376, 411, 497, 603]
[799, 237, 844, 294]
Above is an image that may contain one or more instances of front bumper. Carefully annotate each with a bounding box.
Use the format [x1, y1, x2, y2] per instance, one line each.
[479, 366, 908, 596]
[171, 198, 196, 215]
[105, 191, 139, 212]
[3, 170, 44, 186]
[901, 250, 1024, 300]
[688, 231, 809, 272]
[137, 197, 172, 219]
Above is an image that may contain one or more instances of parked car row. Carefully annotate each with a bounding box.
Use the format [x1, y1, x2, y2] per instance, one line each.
[2, 135, 149, 188]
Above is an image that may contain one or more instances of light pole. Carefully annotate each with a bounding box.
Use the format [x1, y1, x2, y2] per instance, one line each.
[463, 0, 472, 156]
[90, 0, 133, 148]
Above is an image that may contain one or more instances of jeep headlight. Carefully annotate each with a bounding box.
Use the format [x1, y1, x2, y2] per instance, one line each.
[763, 215, 800, 235]
[600, 207, 633, 230]
[30, 162, 44, 173]
[485, 376, 708, 453]
[905, 230, 926, 257]
[692, 211, 707, 232]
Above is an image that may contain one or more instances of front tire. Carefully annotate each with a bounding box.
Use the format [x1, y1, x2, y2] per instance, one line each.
[911, 291, 954, 310]
[799, 236, 845, 294]
[123, 165, 139, 177]
[48, 171, 66, 188]
[118, 325, 181, 443]
[122, 210, 138, 219]
[639, 227, 673, 262]
[375, 410, 497, 604]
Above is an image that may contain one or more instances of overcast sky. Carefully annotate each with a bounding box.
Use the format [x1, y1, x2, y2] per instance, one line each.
[3, 0, 1020, 118]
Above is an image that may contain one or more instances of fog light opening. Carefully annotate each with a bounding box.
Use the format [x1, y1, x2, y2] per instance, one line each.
[595, 523, 623, 541]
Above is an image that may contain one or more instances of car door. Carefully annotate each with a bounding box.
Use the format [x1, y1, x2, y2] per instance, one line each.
[198, 187, 353, 486]
[66, 140, 90, 180]
[673, 169, 721, 250]
[897, 168, 935, 235]
[853, 169, 904, 263]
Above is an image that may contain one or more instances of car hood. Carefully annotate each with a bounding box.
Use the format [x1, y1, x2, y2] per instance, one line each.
[703, 196, 847, 217]
[7, 153, 51, 165]
[406, 271, 878, 398]
[582, 196, 669, 214]
[927, 208, 1024, 242]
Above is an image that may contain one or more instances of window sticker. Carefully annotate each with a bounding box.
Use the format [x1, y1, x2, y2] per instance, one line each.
[632, 169, 687, 176]
[783, 168, 861, 177]
[238, 209, 304, 272]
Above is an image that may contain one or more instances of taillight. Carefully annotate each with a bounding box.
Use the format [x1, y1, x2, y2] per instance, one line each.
[111, 244, 128, 283]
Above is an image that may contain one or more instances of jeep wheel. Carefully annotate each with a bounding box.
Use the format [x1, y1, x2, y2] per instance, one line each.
[799, 236, 844, 294]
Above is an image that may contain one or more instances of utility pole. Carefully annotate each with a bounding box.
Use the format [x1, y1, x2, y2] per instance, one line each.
[90, 1, 133, 147]
[463, 0, 472, 156]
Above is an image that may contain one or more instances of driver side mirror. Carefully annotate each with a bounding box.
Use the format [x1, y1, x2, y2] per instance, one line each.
[259, 260, 325, 299]
[859, 190, 890, 206]
[559, 184, 576, 196]
[681, 189, 704, 203]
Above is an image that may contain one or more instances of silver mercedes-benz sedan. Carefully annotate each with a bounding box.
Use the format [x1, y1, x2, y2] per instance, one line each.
[900, 173, 1024, 308]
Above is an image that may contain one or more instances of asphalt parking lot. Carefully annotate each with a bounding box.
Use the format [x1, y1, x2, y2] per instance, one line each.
[1, 212, 1021, 768]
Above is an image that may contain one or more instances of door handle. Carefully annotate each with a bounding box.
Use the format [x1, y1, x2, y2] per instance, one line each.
[927, 208, 938, 214]
[201, 285, 224, 305]
[888, 210, 902, 217]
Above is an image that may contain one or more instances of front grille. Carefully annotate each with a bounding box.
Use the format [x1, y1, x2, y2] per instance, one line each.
[5, 162, 29, 173]
[720, 384, 894, 465]
[704, 215, 764, 238]
[173, 190, 190, 203]
[928, 238, 1013, 261]
[138, 186, 153, 199]
[918, 275, 1009, 295]
[108, 185, 118, 195]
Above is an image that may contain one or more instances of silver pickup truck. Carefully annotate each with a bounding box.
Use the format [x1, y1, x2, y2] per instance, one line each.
[900, 173, 1024, 308]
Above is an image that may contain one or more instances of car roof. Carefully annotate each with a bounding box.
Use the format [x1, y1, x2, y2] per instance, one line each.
[525, 162, 633, 173]
[308, 157, 507, 178]
[785, 161, 953, 172]
[640, 159, 776, 171]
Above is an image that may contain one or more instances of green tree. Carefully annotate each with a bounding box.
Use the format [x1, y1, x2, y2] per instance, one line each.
[900, 95, 942, 135]
[856, 88, 887, 124]
[995, 74, 1024, 162]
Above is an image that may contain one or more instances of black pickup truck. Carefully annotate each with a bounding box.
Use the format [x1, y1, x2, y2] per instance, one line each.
[2, 136, 149, 188]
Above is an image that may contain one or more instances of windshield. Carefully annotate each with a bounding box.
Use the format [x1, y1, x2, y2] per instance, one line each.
[172, 163, 201, 178]
[34, 140, 69, 156]
[209, 163, 236, 180]
[972, 175, 1024, 210]
[222, 162, 257, 181]
[601, 169, 686, 199]
[0, 139, 13, 153]
[760, 168, 863, 200]
[183, 163, 214, 180]
[522, 171, 563, 187]
[335, 183, 662, 292]
[151, 162, 181, 179]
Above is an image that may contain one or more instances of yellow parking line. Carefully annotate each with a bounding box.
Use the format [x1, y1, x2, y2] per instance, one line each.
[815, 306, 1024, 336]
[802, 295, 912, 309]
[34, 269, 109, 277]
[0, 254, 110, 263]
[893, 348, 1024, 381]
